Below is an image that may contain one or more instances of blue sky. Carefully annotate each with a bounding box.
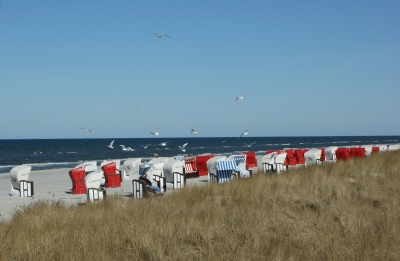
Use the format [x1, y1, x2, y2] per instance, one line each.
[1, 1, 399, 139]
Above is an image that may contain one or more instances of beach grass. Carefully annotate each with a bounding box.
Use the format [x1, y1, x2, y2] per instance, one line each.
[1, 150, 400, 260]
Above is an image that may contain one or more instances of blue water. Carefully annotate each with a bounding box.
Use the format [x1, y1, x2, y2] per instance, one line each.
[0, 136, 399, 174]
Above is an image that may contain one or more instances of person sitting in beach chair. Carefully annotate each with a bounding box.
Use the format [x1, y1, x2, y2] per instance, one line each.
[139, 174, 162, 194]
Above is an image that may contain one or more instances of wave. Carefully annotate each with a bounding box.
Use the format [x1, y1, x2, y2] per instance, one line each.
[281, 143, 290, 145]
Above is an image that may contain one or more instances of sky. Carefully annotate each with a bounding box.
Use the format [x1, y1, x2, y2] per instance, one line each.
[1, 1, 399, 139]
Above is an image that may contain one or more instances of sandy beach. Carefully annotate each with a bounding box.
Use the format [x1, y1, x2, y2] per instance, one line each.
[0, 167, 216, 222]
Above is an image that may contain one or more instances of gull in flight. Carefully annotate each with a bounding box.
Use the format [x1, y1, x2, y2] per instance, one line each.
[179, 143, 188, 152]
[158, 141, 170, 146]
[149, 33, 171, 39]
[238, 129, 249, 139]
[243, 142, 256, 147]
[120, 145, 134, 151]
[135, 105, 142, 109]
[141, 144, 151, 149]
[222, 140, 226, 143]
[79, 128, 93, 134]
[234, 93, 244, 102]
[108, 140, 114, 149]
[150, 127, 159, 136]
[191, 129, 198, 134]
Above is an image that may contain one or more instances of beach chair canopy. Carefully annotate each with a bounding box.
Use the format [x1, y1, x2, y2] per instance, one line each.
[388, 144, 400, 151]
[100, 160, 120, 173]
[196, 154, 215, 176]
[184, 156, 197, 173]
[227, 154, 248, 177]
[275, 153, 287, 164]
[216, 160, 237, 183]
[139, 157, 172, 180]
[174, 156, 185, 161]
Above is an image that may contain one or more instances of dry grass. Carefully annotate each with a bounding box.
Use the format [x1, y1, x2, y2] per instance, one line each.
[1, 151, 400, 260]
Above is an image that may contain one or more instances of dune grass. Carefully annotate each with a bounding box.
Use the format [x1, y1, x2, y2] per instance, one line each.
[1, 150, 400, 260]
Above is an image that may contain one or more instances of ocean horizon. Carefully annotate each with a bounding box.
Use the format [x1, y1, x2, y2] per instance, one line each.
[1, 135, 399, 174]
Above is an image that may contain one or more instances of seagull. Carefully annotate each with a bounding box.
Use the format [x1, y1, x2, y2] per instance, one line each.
[179, 143, 188, 152]
[158, 141, 170, 146]
[243, 142, 256, 147]
[108, 140, 114, 149]
[141, 144, 151, 149]
[135, 105, 142, 109]
[150, 127, 159, 136]
[149, 33, 171, 39]
[222, 140, 226, 143]
[191, 129, 198, 134]
[120, 145, 134, 151]
[234, 93, 244, 102]
[80, 128, 93, 134]
[238, 129, 249, 139]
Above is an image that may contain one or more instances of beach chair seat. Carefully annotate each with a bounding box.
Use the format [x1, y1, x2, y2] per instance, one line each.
[132, 180, 147, 198]
[84, 170, 105, 202]
[87, 188, 105, 202]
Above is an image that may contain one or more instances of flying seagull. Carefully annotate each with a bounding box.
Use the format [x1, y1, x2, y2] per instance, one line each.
[191, 129, 198, 134]
[158, 141, 170, 146]
[149, 33, 171, 39]
[108, 140, 115, 149]
[120, 145, 134, 151]
[80, 128, 93, 134]
[141, 144, 151, 149]
[179, 143, 188, 152]
[135, 105, 142, 109]
[234, 93, 244, 102]
[243, 142, 256, 147]
[238, 129, 249, 139]
[150, 127, 159, 136]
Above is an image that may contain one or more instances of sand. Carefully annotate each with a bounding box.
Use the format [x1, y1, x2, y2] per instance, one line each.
[0, 156, 264, 222]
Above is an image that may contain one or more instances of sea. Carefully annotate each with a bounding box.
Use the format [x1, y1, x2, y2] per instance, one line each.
[0, 136, 399, 174]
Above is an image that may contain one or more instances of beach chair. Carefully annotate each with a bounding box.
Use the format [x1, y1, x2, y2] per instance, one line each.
[262, 151, 279, 173]
[349, 147, 366, 158]
[68, 168, 86, 194]
[215, 160, 238, 183]
[227, 154, 250, 178]
[99, 160, 121, 186]
[163, 159, 186, 189]
[184, 156, 198, 179]
[388, 144, 400, 151]
[101, 162, 121, 188]
[174, 156, 185, 161]
[283, 149, 297, 169]
[244, 151, 258, 174]
[375, 144, 388, 152]
[196, 154, 215, 176]
[294, 149, 307, 165]
[325, 146, 338, 162]
[84, 170, 105, 202]
[138, 157, 172, 181]
[10, 165, 34, 197]
[275, 152, 287, 173]
[336, 148, 350, 161]
[304, 149, 322, 167]
[206, 156, 227, 180]
[121, 158, 142, 181]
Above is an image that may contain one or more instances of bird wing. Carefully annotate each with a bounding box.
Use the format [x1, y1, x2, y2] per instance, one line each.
[120, 145, 126, 149]
[182, 143, 188, 148]
[164, 35, 171, 38]
[110, 140, 114, 146]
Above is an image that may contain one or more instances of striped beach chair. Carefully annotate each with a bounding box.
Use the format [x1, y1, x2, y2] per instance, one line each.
[139, 167, 150, 176]
[216, 160, 237, 183]
[184, 156, 198, 178]
[174, 156, 185, 161]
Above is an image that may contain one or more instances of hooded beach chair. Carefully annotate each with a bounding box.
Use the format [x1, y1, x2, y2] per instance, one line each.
[324, 146, 338, 162]
[388, 144, 400, 151]
[10, 165, 34, 197]
[196, 154, 215, 176]
[274, 152, 287, 173]
[84, 170, 105, 202]
[184, 156, 198, 179]
[101, 162, 121, 188]
[261, 151, 278, 173]
[227, 154, 250, 178]
[121, 158, 142, 181]
[215, 160, 238, 183]
[206, 156, 227, 181]
[69, 167, 86, 194]
[304, 149, 322, 167]
[163, 159, 186, 189]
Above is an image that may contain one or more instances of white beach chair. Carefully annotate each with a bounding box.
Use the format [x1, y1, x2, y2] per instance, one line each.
[163, 159, 186, 189]
[262, 152, 278, 173]
[121, 158, 142, 181]
[275, 153, 287, 174]
[304, 149, 322, 166]
[84, 170, 105, 202]
[325, 146, 338, 162]
[10, 165, 34, 197]
[388, 144, 400, 151]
